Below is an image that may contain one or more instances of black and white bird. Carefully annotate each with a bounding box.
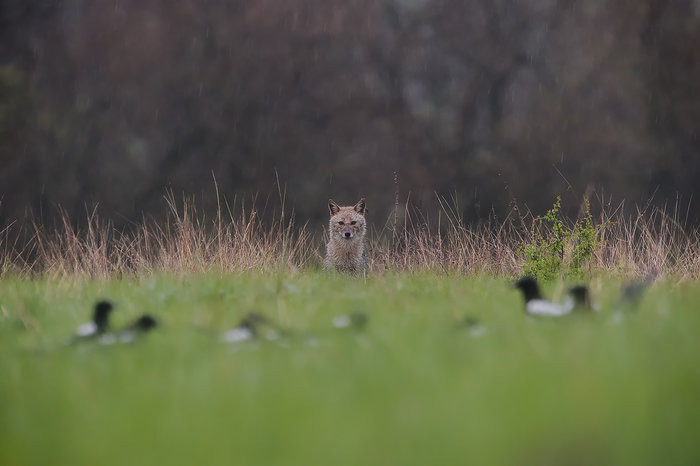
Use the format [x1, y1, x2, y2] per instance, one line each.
[565, 285, 599, 312]
[615, 270, 657, 311]
[609, 270, 657, 324]
[99, 314, 158, 345]
[332, 310, 369, 331]
[72, 300, 115, 342]
[514, 277, 568, 316]
[456, 316, 487, 337]
[514, 277, 594, 316]
[221, 312, 278, 343]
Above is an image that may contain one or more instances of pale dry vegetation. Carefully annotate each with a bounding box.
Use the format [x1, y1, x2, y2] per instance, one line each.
[0, 193, 698, 279]
[369, 195, 700, 279]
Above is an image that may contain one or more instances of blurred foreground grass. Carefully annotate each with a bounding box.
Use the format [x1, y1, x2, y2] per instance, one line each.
[1, 273, 699, 466]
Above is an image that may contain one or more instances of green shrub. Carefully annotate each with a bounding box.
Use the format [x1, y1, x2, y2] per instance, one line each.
[520, 197, 601, 281]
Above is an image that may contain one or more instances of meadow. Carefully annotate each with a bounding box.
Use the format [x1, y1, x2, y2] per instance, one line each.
[1, 196, 699, 465]
[1, 272, 700, 466]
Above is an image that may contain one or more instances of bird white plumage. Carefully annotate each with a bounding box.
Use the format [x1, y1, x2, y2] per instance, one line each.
[70, 300, 115, 343]
[515, 277, 594, 317]
[525, 298, 570, 317]
[221, 327, 254, 343]
[75, 321, 99, 338]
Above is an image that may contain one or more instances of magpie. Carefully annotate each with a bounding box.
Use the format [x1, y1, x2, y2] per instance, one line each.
[514, 277, 571, 316]
[514, 277, 594, 316]
[565, 285, 598, 312]
[615, 270, 657, 311]
[456, 316, 487, 337]
[99, 314, 158, 345]
[221, 311, 278, 343]
[332, 310, 369, 331]
[609, 271, 657, 325]
[72, 300, 114, 342]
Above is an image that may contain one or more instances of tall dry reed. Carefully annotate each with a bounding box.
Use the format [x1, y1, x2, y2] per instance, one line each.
[1, 192, 698, 279]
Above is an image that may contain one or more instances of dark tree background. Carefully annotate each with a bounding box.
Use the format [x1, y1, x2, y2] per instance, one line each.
[1, 0, 699, 228]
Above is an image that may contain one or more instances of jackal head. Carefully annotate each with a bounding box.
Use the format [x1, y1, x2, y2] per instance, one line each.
[328, 198, 367, 242]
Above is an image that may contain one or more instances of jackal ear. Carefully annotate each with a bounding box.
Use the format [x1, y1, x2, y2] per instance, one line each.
[353, 198, 366, 216]
[328, 199, 341, 216]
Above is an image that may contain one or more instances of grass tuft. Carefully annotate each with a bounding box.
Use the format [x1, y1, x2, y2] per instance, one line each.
[0, 192, 698, 279]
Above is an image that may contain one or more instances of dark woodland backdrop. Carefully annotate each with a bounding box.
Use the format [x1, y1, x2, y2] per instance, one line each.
[1, 0, 699, 230]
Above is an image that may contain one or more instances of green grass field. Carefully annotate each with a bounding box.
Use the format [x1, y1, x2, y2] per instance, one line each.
[1, 273, 699, 466]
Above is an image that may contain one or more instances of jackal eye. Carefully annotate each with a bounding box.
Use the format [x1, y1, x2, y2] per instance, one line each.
[350, 221, 357, 225]
[337, 221, 344, 225]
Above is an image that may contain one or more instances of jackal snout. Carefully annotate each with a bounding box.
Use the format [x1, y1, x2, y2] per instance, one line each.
[341, 223, 358, 239]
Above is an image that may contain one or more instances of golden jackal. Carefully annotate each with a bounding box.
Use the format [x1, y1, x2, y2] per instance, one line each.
[324, 198, 368, 274]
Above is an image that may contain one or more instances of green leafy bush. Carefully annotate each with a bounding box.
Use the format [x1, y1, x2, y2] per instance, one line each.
[520, 197, 601, 281]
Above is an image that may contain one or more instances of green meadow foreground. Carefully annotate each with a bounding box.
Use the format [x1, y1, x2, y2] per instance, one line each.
[1, 273, 699, 466]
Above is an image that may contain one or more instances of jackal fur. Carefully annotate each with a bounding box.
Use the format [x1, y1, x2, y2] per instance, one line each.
[324, 198, 367, 274]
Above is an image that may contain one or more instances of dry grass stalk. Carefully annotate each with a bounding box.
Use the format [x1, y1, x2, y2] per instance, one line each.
[0, 194, 698, 279]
